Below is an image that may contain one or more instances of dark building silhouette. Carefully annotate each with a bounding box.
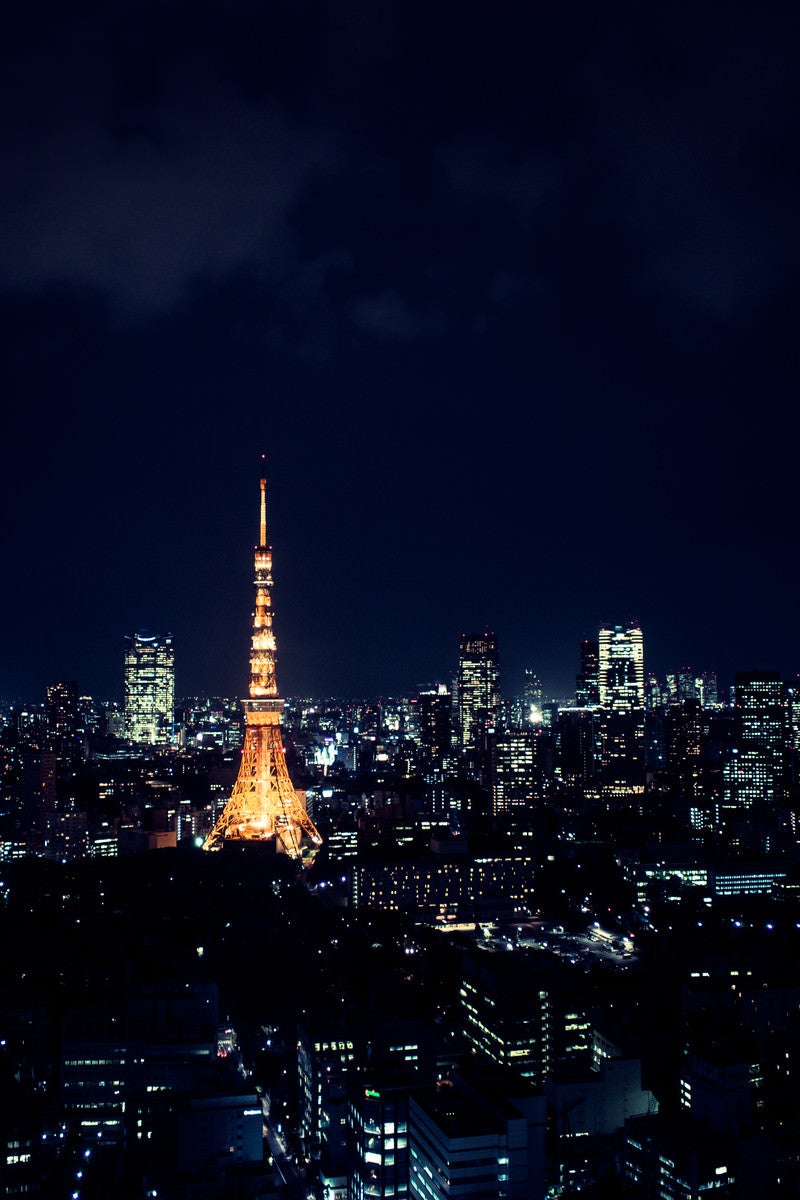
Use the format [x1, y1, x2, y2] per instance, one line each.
[575, 639, 599, 707]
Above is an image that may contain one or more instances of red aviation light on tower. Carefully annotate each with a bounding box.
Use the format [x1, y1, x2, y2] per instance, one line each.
[202, 459, 323, 862]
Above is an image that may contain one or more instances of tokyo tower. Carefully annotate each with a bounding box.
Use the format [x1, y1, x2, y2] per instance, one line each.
[203, 459, 323, 862]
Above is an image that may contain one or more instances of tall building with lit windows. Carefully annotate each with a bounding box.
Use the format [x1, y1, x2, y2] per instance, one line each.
[417, 685, 452, 779]
[298, 1020, 356, 1177]
[491, 728, 536, 815]
[456, 633, 499, 780]
[735, 671, 784, 749]
[458, 954, 551, 1087]
[723, 671, 785, 813]
[349, 1083, 410, 1200]
[123, 630, 175, 745]
[596, 626, 645, 792]
[597, 626, 645, 710]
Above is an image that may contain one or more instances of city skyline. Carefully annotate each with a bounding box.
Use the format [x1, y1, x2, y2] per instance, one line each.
[0, 620, 789, 711]
[1, 3, 798, 703]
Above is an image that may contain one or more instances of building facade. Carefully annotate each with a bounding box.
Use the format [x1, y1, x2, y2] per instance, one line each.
[409, 1077, 544, 1200]
[45, 679, 81, 754]
[458, 955, 552, 1088]
[457, 633, 500, 755]
[349, 1083, 410, 1200]
[351, 853, 534, 919]
[597, 626, 644, 711]
[123, 631, 175, 745]
[417, 686, 452, 780]
[724, 671, 785, 813]
[491, 729, 537, 815]
[575, 640, 599, 707]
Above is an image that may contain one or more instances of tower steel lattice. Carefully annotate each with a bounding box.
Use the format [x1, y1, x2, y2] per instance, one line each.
[203, 461, 322, 862]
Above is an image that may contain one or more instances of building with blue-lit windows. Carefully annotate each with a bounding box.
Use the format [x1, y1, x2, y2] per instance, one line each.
[624, 1113, 736, 1197]
[349, 1082, 409, 1200]
[720, 672, 786, 827]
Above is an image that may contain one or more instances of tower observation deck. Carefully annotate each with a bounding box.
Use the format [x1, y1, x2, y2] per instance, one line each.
[203, 460, 322, 862]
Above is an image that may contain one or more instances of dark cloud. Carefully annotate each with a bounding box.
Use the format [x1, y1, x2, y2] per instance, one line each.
[436, 138, 566, 228]
[351, 289, 446, 340]
[574, 19, 800, 316]
[0, 18, 343, 316]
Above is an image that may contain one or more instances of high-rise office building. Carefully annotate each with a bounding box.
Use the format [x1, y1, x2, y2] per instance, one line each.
[298, 1019, 356, 1178]
[597, 626, 644, 710]
[575, 639, 599, 707]
[723, 671, 785, 814]
[45, 679, 80, 753]
[670, 669, 719, 709]
[123, 631, 175, 745]
[523, 668, 543, 716]
[555, 708, 596, 787]
[349, 1082, 410, 1200]
[596, 626, 645, 793]
[456, 632, 499, 754]
[491, 728, 536, 815]
[698, 671, 719, 709]
[417, 685, 452, 779]
[456, 633, 500, 790]
[459, 953, 552, 1087]
[735, 672, 784, 749]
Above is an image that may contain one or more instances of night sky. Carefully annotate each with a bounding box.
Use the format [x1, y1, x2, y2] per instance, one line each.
[2, 2, 799, 704]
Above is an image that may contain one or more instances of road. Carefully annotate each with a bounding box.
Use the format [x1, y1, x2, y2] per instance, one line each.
[265, 1120, 313, 1200]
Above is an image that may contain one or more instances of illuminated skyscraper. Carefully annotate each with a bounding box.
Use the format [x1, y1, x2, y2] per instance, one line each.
[491, 727, 536, 814]
[698, 671, 719, 709]
[123, 631, 175, 745]
[735, 671, 784, 748]
[723, 671, 785, 813]
[597, 626, 645, 710]
[457, 632, 499, 753]
[203, 460, 322, 861]
[596, 626, 645, 793]
[455, 632, 500, 789]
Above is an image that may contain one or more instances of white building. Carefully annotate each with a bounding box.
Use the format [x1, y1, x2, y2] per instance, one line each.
[124, 630, 175, 745]
[597, 626, 644, 710]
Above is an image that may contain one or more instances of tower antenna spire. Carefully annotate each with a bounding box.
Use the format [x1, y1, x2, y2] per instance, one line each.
[259, 453, 267, 548]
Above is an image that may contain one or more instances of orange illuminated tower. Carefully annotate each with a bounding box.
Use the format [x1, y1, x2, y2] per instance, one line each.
[203, 459, 322, 861]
